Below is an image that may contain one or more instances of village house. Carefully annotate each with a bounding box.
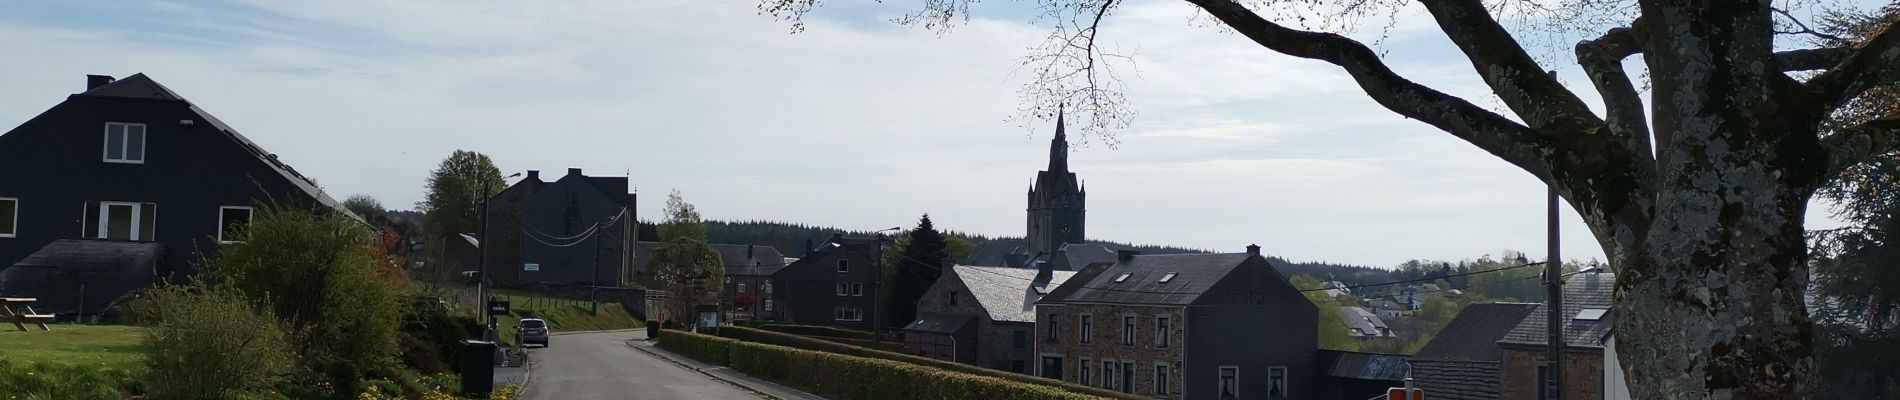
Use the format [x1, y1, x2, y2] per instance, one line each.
[1407, 302, 1541, 399]
[631, 242, 787, 321]
[1495, 271, 1615, 400]
[1339, 306, 1393, 338]
[0, 73, 349, 318]
[482, 168, 639, 287]
[1034, 245, 1318, 399]
[771, 233, 881, 330]
[902, 254, 1078, 373]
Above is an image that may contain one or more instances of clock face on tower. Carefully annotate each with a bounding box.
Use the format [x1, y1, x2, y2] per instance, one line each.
[1060, 226, 1072, 234]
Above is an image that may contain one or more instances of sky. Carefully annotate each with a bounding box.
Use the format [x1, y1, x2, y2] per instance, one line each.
[0, 0, 1857, 268]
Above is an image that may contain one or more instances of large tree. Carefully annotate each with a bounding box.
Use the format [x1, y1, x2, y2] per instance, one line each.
[885, 214, 949, 327]
[649, 190, 723, 327]
[419, 150, 503, 243]
[766, 0, 1900, 396]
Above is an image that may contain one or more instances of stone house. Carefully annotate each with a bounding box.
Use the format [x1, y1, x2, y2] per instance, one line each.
[1495, 271, 1615, 400]
[902, 259, 1077, 373]
[1034, 245, 1318, 399]
[1408, 302, 1541, 399]
[771, 233, 881, 331]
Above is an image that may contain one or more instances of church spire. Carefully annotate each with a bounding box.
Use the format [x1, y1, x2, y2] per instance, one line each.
[1049, 107, 1069, 173]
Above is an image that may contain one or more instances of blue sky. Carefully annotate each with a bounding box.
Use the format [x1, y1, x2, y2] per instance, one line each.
[0, 0, 1857, 267]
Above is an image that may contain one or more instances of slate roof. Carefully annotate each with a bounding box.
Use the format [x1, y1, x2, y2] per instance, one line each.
[1053, 243, 1116, 271]
[630, 242, 787, 276]
[77, 74, 349, 216]
[1412, 302, 1541, 362]
[903, 312, 975, 334]
[961, 239, 1032, 267]
[954, 265, 1077, 323]
[0, 240, 164, 315]
[1411, 360, 1506, 400]
[1319, 350, 1410, 381]
[1340, 306, 1390, 336]
[1498, 272, 1616, 349]
[1039, 253, 1253, 305]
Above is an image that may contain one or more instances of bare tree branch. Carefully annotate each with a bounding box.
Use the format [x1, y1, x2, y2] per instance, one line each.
[1182, 0, 1555, 181]
[1576, 23, 1652, 160]
[1808, 21, 1900, 109]
[1772, 6, 1847, 42]
[1776, 47, 1852, 71]
[1825, 116, 1900, 177]
[1418, 0, 1602, 130]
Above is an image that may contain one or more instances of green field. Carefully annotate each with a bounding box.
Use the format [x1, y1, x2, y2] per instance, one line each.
[0, 324, 145, 369]
[489, 290, 642, 346]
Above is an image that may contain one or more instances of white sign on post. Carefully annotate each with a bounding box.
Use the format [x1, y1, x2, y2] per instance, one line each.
[524, 263, 540, 272]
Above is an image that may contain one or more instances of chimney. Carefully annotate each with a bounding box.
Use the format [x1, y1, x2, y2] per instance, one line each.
[804, 238, 815, 257]
[1117, 250, 1140, 262]
[747, 244, 755, 259]
[526, 170, 540, 181]
[86, 75, 114, 90]
[567, 168, 583, 176]
[1033, 258, 1054, 285]
[1246, 244, 1261, 256]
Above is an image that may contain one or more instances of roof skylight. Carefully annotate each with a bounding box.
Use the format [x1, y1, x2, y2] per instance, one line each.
[1158, 273, 1178, 283]
[1113, 273, 1132, 283]
[1575, 308, 1608, 321]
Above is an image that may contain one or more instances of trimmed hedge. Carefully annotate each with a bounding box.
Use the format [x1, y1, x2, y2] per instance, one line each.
[715, 326, 1142, 400]
[666, 330, 1095, 400]
[753, 323, 878, 341]
[656, 329, 735, 365]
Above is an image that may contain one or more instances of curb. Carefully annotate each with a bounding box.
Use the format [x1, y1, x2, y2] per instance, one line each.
[551, 328, 641, 336]
[626, 341, 779, 400]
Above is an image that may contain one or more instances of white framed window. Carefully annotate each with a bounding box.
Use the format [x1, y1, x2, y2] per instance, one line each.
[851, 283, 865, 296]
[1122, 315, 1136, 345]
[0, 197, 16, 238]
[738, 283, 748, 293]
[1268, 366, 1288, 398]
[1080, 314, 1093, 344]
[94, 201, 156, 241]
[836, 259, 849, 273]
[1079, 357, 1091, 385]
[1218, 366, 1240, 399]
[764, 299, 774, 311]
[1045, 313, 1060, 342]
[1156, 316, 1171, 348]
[836, 282, 849, 296]
[217, 206, 253, 243]
[833, 306, 862, 321]
[102, 122, 147, 163]
[1102, 360, 1116, 389]
[1154, 363, 1170, 395]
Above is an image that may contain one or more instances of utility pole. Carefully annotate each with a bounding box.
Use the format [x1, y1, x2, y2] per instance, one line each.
[1545, 185, 1565, 400]
[591, 228, 602, 316]
[872, 226, 901, 344]
[476, 172, 520, 338]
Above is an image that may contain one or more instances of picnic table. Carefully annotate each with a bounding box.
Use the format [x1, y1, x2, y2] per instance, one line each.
[1, 298, 53, 331]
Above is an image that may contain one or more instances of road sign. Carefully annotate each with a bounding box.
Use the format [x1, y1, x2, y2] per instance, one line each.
[1388, 387, 1424, 400]
[487, 299, 510, 316]
[523, 263, 540, 272]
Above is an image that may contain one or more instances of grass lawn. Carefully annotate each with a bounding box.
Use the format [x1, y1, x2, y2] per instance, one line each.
[0, 324, 145, 370]
[489, 290, 642, 346]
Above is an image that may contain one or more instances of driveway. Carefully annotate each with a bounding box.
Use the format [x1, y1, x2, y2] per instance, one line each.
[522, 330, 766, 400]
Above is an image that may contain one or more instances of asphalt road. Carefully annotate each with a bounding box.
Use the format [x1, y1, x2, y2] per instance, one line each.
[522, 330, 764, 400]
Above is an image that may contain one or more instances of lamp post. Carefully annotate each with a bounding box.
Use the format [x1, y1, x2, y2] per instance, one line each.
[477, 171, 521, 337]
[1545, 185, 1564, 400]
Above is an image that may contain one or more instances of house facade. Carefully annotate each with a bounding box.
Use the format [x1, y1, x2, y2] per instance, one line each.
[902, 260, 1077, 373]
[1035, 246, 1319, 399]
[0, 74, 347, 316]
[484, 168, 638, 287]
[716, 244, 785, 320]
[772, 233, 881, 330]
[1495, 272, 1616, 400]
[1408, 302, 1541, 400]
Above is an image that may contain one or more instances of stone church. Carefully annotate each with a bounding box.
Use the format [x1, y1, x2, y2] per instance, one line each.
[962, 112, 1108, 268]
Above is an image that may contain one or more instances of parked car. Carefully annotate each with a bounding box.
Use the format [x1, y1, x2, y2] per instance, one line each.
[517, 318, 551, 347]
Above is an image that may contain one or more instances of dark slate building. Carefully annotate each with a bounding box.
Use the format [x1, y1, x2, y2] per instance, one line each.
[631, 242, 787, 320]
[771, 233, 881, 330]
[1026, 112, 1085, 258]
[903, 259, 1078, 373]
[1034, 245, 1319, 399]
[1496, 271, 1615, 400]
[489, 168, 638, 287]
[1408, 302, 1541, 400]
[0, 74, 348, 317]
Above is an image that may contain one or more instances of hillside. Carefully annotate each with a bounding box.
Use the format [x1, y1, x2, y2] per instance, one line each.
[638, 220, 1392, 285]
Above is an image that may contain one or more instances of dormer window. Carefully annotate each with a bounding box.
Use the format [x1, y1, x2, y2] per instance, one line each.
[1158, 273, 1177, 283]
[103, 122, 147, 164]
[1113, 273, 1131, 283]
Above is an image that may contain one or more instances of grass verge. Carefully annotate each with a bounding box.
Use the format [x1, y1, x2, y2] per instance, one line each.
[490, 290, 642, 346]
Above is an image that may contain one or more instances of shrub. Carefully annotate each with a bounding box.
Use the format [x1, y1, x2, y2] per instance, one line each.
[0, 359, 142, 400]
[656, 329, 736, 365]
[209, 204, 402, 396]
[715, 326, 1139, 399]
[132, 285, 294, 400]
[399, 305, 481, 373]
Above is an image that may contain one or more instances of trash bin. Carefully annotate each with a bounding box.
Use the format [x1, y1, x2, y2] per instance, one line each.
[646, 320, 660, 339]
[461, 340, 496, 397]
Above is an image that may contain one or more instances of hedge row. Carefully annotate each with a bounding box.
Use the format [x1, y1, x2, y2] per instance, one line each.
[752, 323, 878, 341]
[713, 326, 1142, 400]
[655, 329, 735, 365]
[665, 329, 1096, 400]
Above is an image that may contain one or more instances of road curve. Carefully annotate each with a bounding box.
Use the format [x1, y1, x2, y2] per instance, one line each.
[522, 330, 764, 400]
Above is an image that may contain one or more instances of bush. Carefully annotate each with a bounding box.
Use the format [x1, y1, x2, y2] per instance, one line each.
[673, 330, 1095, 400]
[210, 204, 402, 396]
[715, 326, 1139, 399]
[132, 285, 294, 400]
[0, 359, 142, 400]
[754, 323, 877, 340]
[400, 305, 482, 373]
[657, 329, 737, 365]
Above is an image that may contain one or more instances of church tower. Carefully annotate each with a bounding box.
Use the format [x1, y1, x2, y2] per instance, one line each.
[1027, 110, 1086, 257]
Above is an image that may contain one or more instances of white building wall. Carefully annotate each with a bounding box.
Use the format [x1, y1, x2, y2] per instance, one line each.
[1603, 336, 1632, 400]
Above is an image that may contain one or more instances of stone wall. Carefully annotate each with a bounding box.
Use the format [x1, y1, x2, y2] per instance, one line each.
[1500, 347, 1604, 400]
[1037, 303, 1185, 398]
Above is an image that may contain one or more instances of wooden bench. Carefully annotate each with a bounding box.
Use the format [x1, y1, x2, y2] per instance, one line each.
[1, 298, 52, 331]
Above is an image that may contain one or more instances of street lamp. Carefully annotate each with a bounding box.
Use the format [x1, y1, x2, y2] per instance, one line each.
[477, 171, 522, 338]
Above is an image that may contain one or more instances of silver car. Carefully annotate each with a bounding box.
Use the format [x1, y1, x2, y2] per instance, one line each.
[517, 318, 551, 347]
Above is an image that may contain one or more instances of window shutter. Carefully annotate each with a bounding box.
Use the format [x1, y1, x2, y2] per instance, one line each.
[82, 201, 99, 238]
[138, 203, 157, 241]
